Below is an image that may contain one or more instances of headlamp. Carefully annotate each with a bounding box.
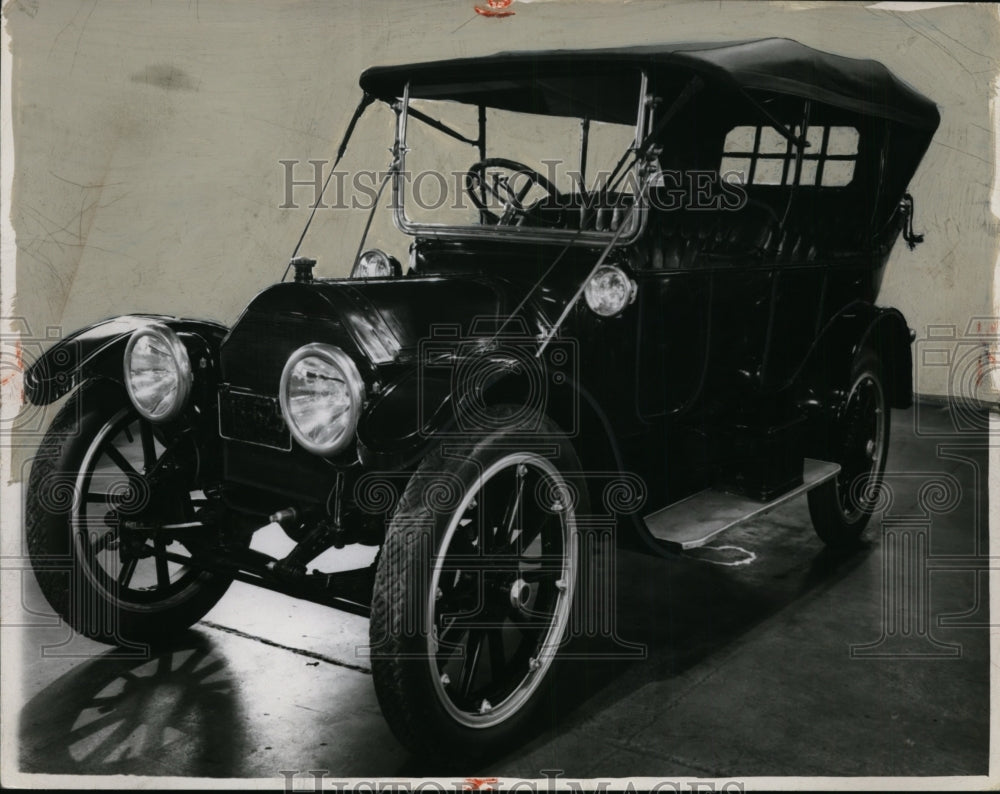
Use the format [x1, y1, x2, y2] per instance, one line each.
[584, 265, 637, 318]
[123, 323, 193, 422]
[352, 249, 402, 279]
[279, 343, 365, 456]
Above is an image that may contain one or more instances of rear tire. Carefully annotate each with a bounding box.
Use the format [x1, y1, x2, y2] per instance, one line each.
[808, 350, 890, 548]
[26, 382, 233, 647]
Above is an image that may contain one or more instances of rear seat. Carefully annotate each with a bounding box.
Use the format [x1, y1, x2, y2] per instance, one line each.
[530, 186, 862, 266]
[645, 188, 872, 268]
[651, 202, 780, 269]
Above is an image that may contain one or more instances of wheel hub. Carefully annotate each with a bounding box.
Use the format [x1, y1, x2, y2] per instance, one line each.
[834, 369, 886, 523]
[508, 578, 530, 610]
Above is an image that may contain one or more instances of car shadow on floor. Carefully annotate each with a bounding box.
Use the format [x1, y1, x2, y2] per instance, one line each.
[18, 629, 249, 777]
[15, 520, 877, 781]
[394, 527, 877, 777]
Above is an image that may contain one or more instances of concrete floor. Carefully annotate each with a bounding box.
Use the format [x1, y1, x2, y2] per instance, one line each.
[6, 404, 991, 783]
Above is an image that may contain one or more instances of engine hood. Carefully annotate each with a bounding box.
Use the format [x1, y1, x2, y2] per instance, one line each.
[220, 274, 538, 394]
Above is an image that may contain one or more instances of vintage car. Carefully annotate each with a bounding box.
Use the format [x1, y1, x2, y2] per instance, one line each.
[23, 39, 937, 757]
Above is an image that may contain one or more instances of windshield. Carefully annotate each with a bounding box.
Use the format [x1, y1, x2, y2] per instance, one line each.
[392, 75, 648, 244]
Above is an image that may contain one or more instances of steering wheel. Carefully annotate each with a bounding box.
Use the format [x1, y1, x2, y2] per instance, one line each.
[465, 158, 561, 225]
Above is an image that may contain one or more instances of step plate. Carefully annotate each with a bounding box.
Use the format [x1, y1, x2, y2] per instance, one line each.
[643, 458, 841, 550]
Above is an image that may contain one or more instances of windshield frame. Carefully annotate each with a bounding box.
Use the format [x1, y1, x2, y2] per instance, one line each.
[390, 71, 651, 246]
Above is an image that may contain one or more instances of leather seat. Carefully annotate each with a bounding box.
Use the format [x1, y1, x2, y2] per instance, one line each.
[652, 201, 780, 268]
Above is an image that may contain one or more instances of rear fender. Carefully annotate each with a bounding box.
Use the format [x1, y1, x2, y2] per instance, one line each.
[24, 314, 228, 406]
[795, 302, 912, 457]
[858, 308, 913, 409]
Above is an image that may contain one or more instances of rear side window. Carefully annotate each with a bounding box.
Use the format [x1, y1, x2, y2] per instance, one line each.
[720, 125, 858, 187]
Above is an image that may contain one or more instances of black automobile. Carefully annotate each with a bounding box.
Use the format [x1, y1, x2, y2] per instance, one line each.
[23, 38, 937, 757]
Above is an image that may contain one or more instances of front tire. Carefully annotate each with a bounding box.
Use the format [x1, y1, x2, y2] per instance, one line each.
[370, 408, 589, 758]
[808, 349, 890, 548]
[25, 382, 233, 647]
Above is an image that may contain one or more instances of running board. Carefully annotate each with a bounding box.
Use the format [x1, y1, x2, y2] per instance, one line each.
[643, 458, 841, 551]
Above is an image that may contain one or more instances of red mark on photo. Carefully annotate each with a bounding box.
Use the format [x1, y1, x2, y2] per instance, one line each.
[975, 347, 997, 388]
[463, 778, 499, 791]
[0, 340, 23, 382]
[0, 340, 25, 404]
[474, 0, 514, 18]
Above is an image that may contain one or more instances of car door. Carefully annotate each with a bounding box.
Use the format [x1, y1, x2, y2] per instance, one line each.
[632, 265, 712, 420]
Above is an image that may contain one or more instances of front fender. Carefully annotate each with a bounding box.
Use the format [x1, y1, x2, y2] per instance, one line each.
[24, 314, 228, 406]
[357, 350, 523, 471]
[356, 344, 595, 472]
[356, 364, 450, 471]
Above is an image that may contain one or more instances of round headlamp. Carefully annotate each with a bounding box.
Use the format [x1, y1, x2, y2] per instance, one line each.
[352, 249, 401, 279]
[584, 265, 637, 318]
[123, 323, 193, 422]
[279, 343, 365, 456]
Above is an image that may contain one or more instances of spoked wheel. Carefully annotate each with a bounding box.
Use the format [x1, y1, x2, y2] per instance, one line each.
[808, 349, 890, 548]
[26, 382, 233, 647]
[431, 452, 576, 727]
[74, 406, 205, 603]
[371, 408, 588, 758]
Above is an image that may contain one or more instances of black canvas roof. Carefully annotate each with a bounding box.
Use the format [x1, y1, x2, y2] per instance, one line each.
[360, 38, 939, 130]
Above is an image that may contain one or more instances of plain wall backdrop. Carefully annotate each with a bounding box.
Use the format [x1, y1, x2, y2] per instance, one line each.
[4, 0, 999, 402]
